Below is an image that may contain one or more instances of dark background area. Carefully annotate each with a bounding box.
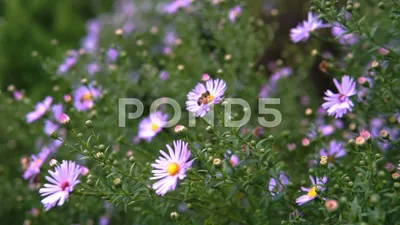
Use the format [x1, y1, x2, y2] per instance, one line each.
[0, 0, 113, 98]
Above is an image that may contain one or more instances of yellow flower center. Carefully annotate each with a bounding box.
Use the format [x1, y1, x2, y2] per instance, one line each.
[207, 94, 214, 103]
[32, 159, 42, 168]
[80, 92, 92, 102]
[167, 163, 180, 176]
[151, 123, 159, 132]
[307, 186, 318, 198]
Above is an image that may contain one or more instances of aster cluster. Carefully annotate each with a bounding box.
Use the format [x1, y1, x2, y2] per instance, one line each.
[3, 0, 400, 224]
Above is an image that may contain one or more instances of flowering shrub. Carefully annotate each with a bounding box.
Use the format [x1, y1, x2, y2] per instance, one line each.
[1, 0, 400, 224]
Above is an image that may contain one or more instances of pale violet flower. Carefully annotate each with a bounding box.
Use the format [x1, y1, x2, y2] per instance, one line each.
[322, 76, 356, 118]
[150, 140, 194, 196]
[290, 12, 328, 43]
[138, 111, 168, 141]
[39, 160, 81, 211]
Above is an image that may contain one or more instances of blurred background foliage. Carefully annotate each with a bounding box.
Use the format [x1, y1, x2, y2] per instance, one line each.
[0, 0, 113, 98]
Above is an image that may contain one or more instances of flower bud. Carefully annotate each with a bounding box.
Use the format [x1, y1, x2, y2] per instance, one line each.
[371, 61, 380, 69]
[50, 131, 59, 140]
[302, 138, 310, 146]
[59, 113, 70, 125]
[85, 120, 93, 129]
[174, 125, 187, 133]
[80, 166, 89, 176]
[170, 212, 179, 219]
[113, 178, 122, 187]
[115, 28, 123, 36]
[98, 144, 106, 151]
[305, 108, 313, 116]
[64, 94, 72, 103]
[201, 73, 211, 81]
[369, 194, 380, 204]
[379, 130, 389, 139]
[213, 158, 221, 166]
[81, 78, 88, 85]
[95, 152, 104, 159]
[206, 126, 213, 133]
[325, 199, 338, 212]
[355, 136, 365, 145]
[320, 156, 328, 166]
[392, 172, 400, 180]
[394, 182, 400, 188]
[360, 129, 370, 140]
[49, 159, 58, 167]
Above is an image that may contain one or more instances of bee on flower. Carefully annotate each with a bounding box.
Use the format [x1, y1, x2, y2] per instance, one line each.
[296, 175, 327, 205]
[186, 78, 227, 117]
[150, 140, 194, 196]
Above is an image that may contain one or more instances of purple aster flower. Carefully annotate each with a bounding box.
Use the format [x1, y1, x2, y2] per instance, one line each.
[228, 5, 242, 22]
[322, 75, 356, 118]
[164, 31, 179, 47]
[99, 215, 110, 225]
[186, 78, 227, 117]
[123, 21, 136, 35]
[138, 111, 168, 141]
[319, 140, 346, 167]
[150, 140, 194, 196]
[87, 63, 100, 76]
[159, 70, 169, 80]
[296, 175, 327, 206]
[26, 96, 53, 123]
[57, 51, 78, 75]
[23, 148, 51, 181]
[81, 36, 98, 53]
[268, 172, 290, 196]
[162, 0, 192, 14]
[331, 24, 359, 45]
[73, 84, 101, 111]
[290, 12, 328, 43]
[107, 48, 119, 62]
[39, 160, 81, 211]
[259, 67, 292, 98]
[13, 90, 23, 101]
[86, 19, 100, 37]
[51, 104, 64, 123]
[44, 120, 59, 136]
[319, 124, 335, 136]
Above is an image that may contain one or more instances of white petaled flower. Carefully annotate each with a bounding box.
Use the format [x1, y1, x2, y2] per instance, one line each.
[150, 140, 194, 196]
[186, 78, 227, 117]
[39, 160, 81, 211]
